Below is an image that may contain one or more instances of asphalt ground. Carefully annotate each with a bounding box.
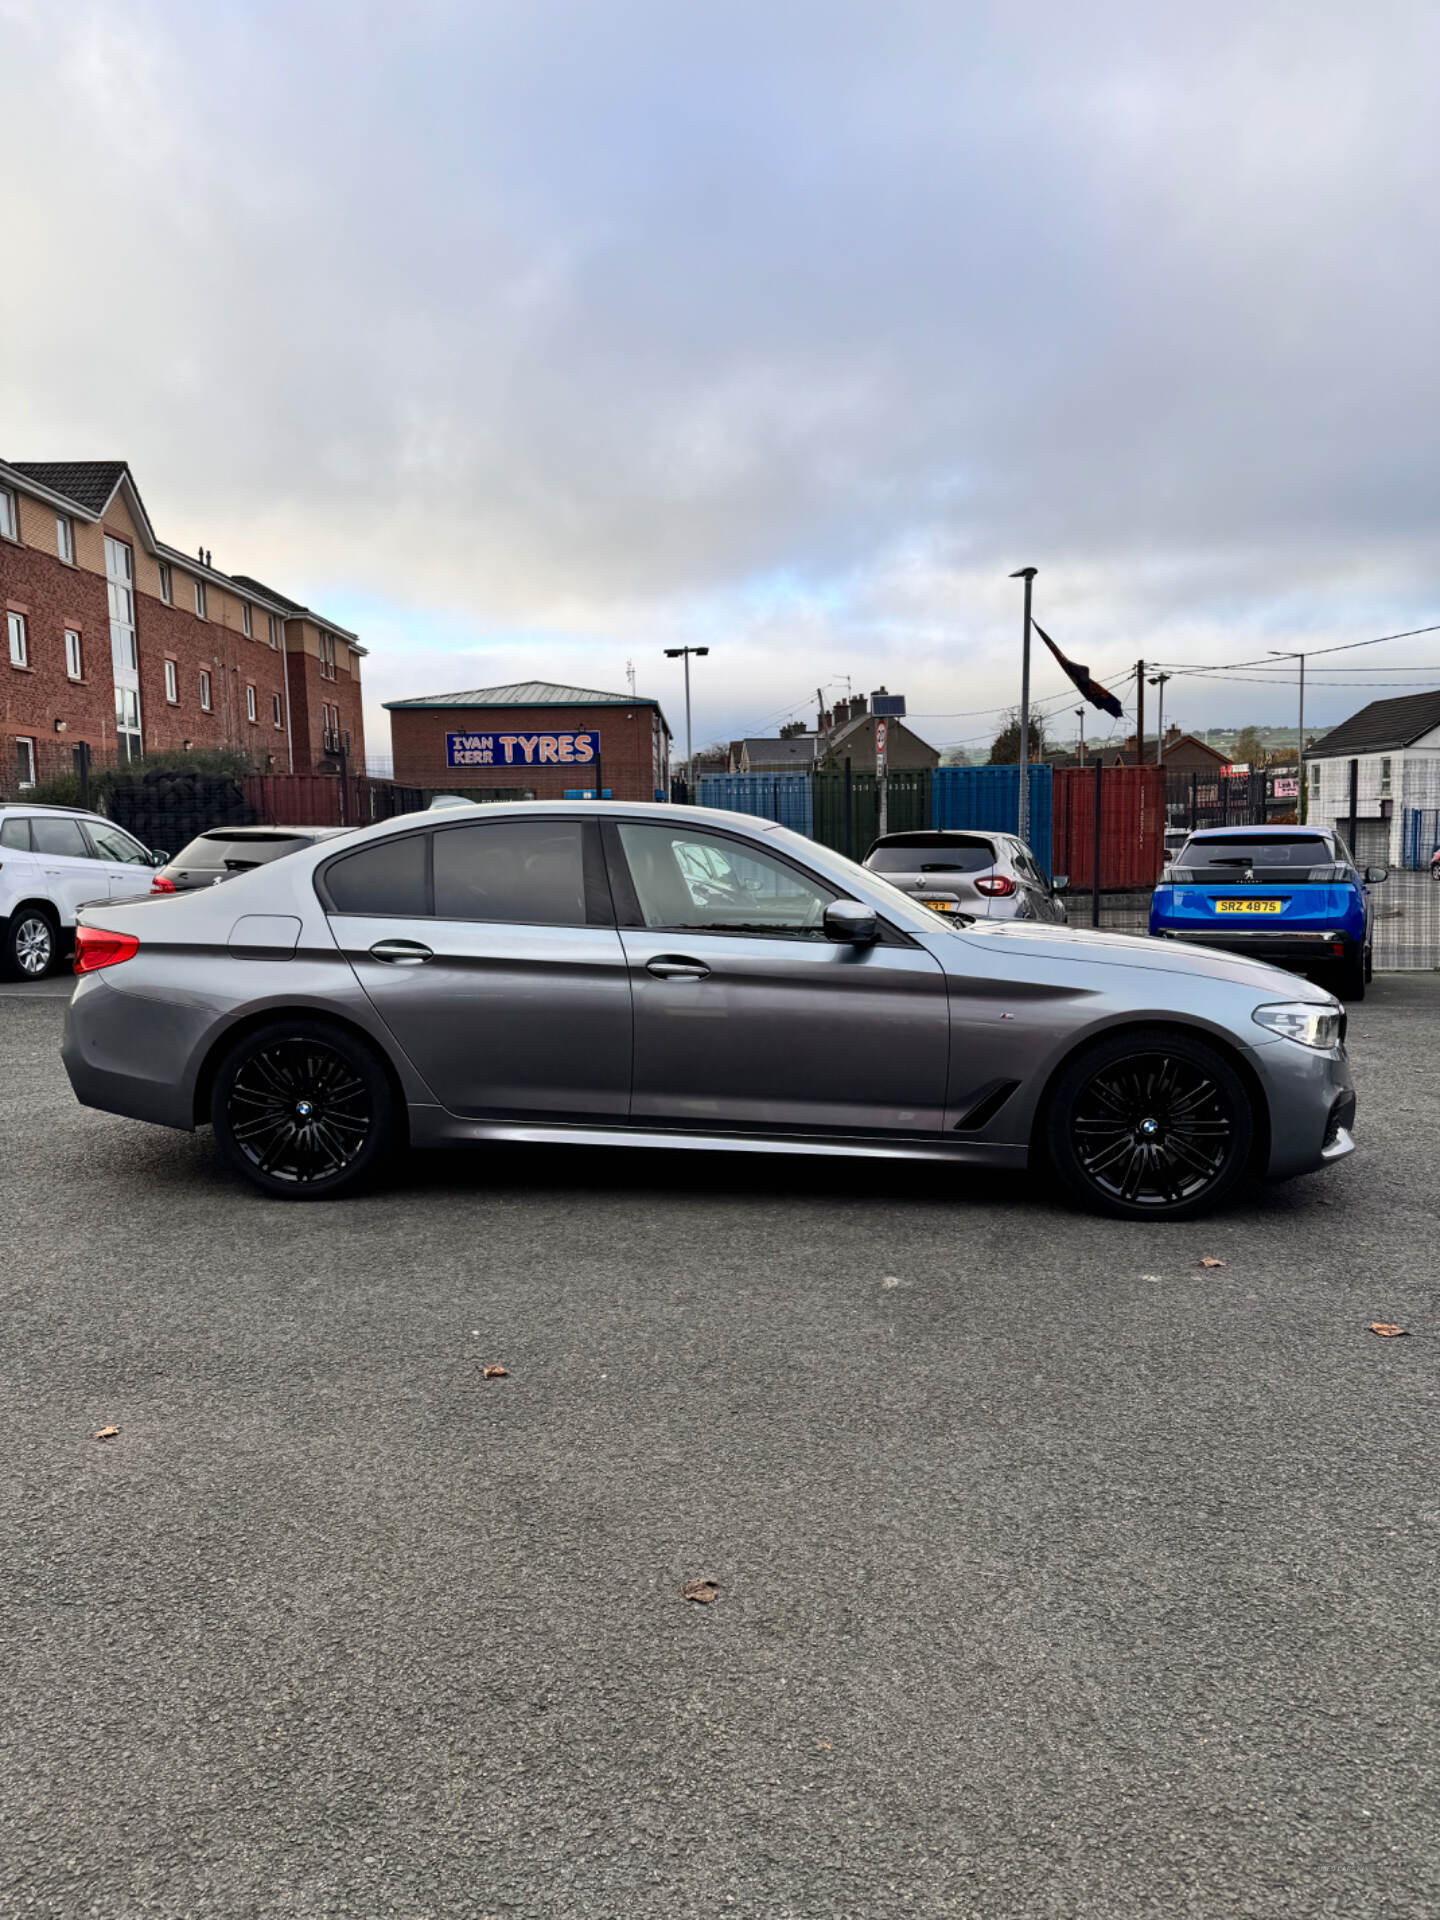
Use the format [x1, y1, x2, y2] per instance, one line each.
[2, 974, 1438, 1918]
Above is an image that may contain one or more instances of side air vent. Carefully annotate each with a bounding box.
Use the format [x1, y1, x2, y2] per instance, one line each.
[952, 1079, 1021, 1132]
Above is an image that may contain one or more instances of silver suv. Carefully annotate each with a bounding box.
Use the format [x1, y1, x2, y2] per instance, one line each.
[0, 804, 162, 978]
[863, 830, 1067, 922]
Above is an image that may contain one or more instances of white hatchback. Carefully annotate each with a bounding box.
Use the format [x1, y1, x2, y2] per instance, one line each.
[0, 805, 162, 979]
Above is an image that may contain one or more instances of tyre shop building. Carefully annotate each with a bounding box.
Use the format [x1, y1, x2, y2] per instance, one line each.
[385, 681, 672, 802]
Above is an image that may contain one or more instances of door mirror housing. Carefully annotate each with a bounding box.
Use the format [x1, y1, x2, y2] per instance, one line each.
[1365, 865, 1389, 884]
[824, 899, 878, 945]
[148, 849, 170, 866]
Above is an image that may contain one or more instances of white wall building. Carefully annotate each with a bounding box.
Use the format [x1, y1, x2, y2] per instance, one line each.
[1306, 691, 1440, 866]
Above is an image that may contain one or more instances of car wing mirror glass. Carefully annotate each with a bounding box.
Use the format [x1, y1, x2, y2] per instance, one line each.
[148, 849, 169, 865]
[824, 900, 878, 944]
[1365, 865, 1389, 883]
[1051, 874, 1069, 891]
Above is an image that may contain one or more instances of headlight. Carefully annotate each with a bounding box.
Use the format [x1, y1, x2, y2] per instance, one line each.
[1253, 1001, 1344, 1049]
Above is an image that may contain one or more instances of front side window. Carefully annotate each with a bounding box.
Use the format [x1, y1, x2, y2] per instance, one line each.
[164, 659, 178, 703]
[64, 629, 82, 680]
[245, 684, 257, 723]
[324, 834, 428, 917]
[434, 819, 587, 926]
[88, 821, 150, 864]
[14, 738, 36, 790]
[199, 669, 212, 711]
[32, 815, 89, 857]
[0, 487, 16, 540]
[616, 822, 833, 937]
[56, 515, 73, 563]
[7, 610, 27, 667]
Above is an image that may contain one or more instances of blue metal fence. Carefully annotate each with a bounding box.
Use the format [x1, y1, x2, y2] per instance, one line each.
[1402, 808, 1440, 870]
[695, 772, 815, 837]
[931, 765, 1053, 874]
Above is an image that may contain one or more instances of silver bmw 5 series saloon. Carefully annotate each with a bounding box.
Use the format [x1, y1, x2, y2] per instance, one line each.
[61, 802, 1356, 1220]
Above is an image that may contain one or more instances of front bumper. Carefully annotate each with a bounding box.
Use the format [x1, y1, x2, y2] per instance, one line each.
[1253, 1036, 1357, 1180]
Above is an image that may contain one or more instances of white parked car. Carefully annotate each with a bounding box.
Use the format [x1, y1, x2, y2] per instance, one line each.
[0, 804, 163, 979]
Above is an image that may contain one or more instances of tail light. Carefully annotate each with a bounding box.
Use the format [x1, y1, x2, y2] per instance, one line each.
[150, 872, 177, 894]
[974, 875, 1017, 897]
[74, 925, 140, 974]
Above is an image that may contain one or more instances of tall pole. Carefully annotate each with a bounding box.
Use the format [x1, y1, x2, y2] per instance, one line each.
[1075, 706, 1086, 768]
[664, 645, 709, 799]
[1009, 567, 1037, 843]
[1135, 660, 1145, 766]
[1270, 649, 1307, 822]
[1148, 672, 1172, 763]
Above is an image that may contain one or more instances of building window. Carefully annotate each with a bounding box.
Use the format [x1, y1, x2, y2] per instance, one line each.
[246, 684, 257, 723]
[65, 628, 82, 680]
[272, 692, 283, 728]
[56, 515, 74, 564]
[114, 686, 142, 762]
[1379, 757, 1392, 796]
[199, 669, 212, 712]
[242, 601, 253, 638]
[159, 561, 172, 604]
[319, 630, 337, 679]
[164, 659, 179, 704]
[7, 610, 27, 667]
[268, 612, 280, 648]
[0, 487, 16, 541]
[15, 737, 36, 789]
[194, 579, 207, 620]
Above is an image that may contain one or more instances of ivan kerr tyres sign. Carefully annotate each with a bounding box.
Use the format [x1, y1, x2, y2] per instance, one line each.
[446, 730, 600, 770]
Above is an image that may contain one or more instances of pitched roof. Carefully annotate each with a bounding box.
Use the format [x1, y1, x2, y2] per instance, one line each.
[7, 460, 128, 513]
[1309, 691, 1440, 758]
[230, 573, 307, 613]
[386, 680, 665, 714]
[740, 734, 819, 765]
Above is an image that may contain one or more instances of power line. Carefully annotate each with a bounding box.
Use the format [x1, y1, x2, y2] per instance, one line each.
[1152, 621, 1440, 676]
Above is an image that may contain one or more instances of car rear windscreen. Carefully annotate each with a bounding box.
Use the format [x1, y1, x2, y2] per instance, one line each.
[867, 839, 996, 874]
[1176, 835, 1332, 870]
[171, 832, 316, 871]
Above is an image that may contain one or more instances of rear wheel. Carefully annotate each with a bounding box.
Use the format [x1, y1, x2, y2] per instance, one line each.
[210, 1020, 395, 1199]
[1333, 949, 1366, 1001]
[1046, 1028, 1254, 1221]
[3, 906, 60, 980]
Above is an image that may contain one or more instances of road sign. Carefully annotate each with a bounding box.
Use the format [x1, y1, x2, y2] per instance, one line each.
[875, 719, 888, 768]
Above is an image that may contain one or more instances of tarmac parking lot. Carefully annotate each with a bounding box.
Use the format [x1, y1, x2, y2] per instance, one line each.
[2, 972, 1438, 1918]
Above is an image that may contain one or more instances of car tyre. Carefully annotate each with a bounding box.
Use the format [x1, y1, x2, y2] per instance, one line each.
[1334, 950, 1366, 1001]
[210, 1019, 396, 1200]
[3, 905, 61, 981]
[1045, 1027, 1255, 1221]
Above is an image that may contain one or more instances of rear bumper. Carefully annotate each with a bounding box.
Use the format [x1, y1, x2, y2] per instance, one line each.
[1153, 928, 1360, 961]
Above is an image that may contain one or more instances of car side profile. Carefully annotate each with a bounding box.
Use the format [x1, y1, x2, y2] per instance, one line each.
[0, 803, 162, 978]
[62, 802, 1356, 1220]
[1149, 825, 1385, 1000]
[863, 830, 1067, 922]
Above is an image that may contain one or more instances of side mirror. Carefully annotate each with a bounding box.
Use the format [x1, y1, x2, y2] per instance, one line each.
[148, 849, 169, 866]
[1365, 866, 1389, 884]
[1051, 874, 1069, 892]
[824, 899, 878, 945]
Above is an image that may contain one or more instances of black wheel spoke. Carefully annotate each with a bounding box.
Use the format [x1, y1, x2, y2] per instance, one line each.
[226, 1039, 373, 1185]
[1069, 1048, 1236, 1210]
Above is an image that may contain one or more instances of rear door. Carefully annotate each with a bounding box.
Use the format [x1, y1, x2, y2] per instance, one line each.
[324, 817, 632, 1120]
[606, 818, 949, 1133]
[29, 814, 110, 923]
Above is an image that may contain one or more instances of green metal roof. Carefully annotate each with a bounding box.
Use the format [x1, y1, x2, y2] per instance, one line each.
[385, 680, 670, 732]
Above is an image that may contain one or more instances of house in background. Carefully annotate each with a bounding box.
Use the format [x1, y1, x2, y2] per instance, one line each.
[1305, 691, 1440, 866]
[732, 689, 939, 774]
[1050, 726, 1228, 771]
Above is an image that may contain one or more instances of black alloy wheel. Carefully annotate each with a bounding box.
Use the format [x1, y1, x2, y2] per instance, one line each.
[4, 907, 59, 980]
[1047, 1029, 1253, 1220]
[211, 1020, 394, 1199]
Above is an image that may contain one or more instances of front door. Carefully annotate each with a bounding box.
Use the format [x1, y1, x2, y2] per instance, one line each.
[606, 819, 949, 1133]
[84, 818, 157, 901]
[29, 814, 110, 921]
[326, 817, 632, 1120]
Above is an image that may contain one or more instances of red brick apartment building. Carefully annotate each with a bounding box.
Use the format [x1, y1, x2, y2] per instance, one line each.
[387, 682, 672, 802]
[0, 459, 366, 796]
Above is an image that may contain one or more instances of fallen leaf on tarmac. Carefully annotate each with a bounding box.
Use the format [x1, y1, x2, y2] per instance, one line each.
[1197, 1256, 1227, 1269]
[94, 1426, 119, 1441]
[818, 1740, 832, 1750]
[481, 1364, 509, 1379]
[682, 1578, 721, 1604]
[1368, 1324, 1409, 1338]
[1141, 1274, 1163, 1283]
[881, 1276, 901, 1290]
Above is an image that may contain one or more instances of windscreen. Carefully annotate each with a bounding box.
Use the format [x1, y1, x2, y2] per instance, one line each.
[866, 839, 995, 874]
[172, 832, 315, 871]
[1173, 834, 1340, 881]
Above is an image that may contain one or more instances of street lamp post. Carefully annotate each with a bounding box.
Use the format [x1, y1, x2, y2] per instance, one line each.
[1269, 650, 1307, 821]
[1008, 567, 1037, 844]
[663, 645, 709, 799]
[1148, 672, 1172, 763]
[1075, 706, 1086, 768]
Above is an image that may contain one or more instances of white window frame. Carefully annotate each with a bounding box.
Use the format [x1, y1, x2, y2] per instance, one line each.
[1379, 756, 1392, 796]
[64, 628, 83, 680]
[194, 578, 207, 620]
[0, 487, 16, 541]
[268, 612, 280, 648]
[56, 515, 74, 564]
[159, 561, 172, 605]
[199, 668, 212, 712]
[164, 658, 179, 704]
[242, 601, 253, 638]
[272, 692, 283, 728]
[246, 684, 257, 724]
[7, 610, 27, 668]
[15, 736, 36, 789]
[319, 630, 337, 680]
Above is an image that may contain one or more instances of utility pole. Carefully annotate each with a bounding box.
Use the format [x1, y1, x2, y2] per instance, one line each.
[1009, 567, 1037, 843]
[1148, 672, 1172, 763]
[626, 658, 636, 697]
[663, 645, 709, 797]
[1075, 706, 1086, 768]
[1135, 660, 1145, 767]
[1270, 650, 1307, 821]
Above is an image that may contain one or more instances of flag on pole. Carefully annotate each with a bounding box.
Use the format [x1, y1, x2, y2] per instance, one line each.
[1033, 624, 1124, 718]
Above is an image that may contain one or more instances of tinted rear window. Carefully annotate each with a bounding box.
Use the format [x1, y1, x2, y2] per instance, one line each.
[434, 820, 586, 925]
[867, 840, 996, 874]
[325, 834, 429, 916]
[1178, 836, 1332, 869]
[0, 817, 33, 850]
[173, 832, 317, 871]
[31, 817, 90, 857]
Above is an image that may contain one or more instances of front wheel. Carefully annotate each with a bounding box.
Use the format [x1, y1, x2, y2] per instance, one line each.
[210, 1020, 396, 1199]
[3, 907, 61, 980]
[1045, 1029, 1255, 1221]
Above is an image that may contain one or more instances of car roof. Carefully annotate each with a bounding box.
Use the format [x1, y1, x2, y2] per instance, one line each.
[193, 824, 343, 839]
[0, 801, 95, 817]
[868, 830, 998, 847]
[1186, 825, 1329, 838]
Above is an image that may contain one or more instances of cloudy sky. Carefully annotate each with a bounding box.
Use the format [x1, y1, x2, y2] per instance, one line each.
[3, 0, 1439, 760]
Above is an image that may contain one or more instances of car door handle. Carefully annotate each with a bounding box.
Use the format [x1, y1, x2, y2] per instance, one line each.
[646, 957, 711, 981]
[369, 939, 434, 966]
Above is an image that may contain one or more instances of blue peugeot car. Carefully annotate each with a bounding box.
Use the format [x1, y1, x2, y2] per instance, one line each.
[1150, 825, 1387, 1000]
